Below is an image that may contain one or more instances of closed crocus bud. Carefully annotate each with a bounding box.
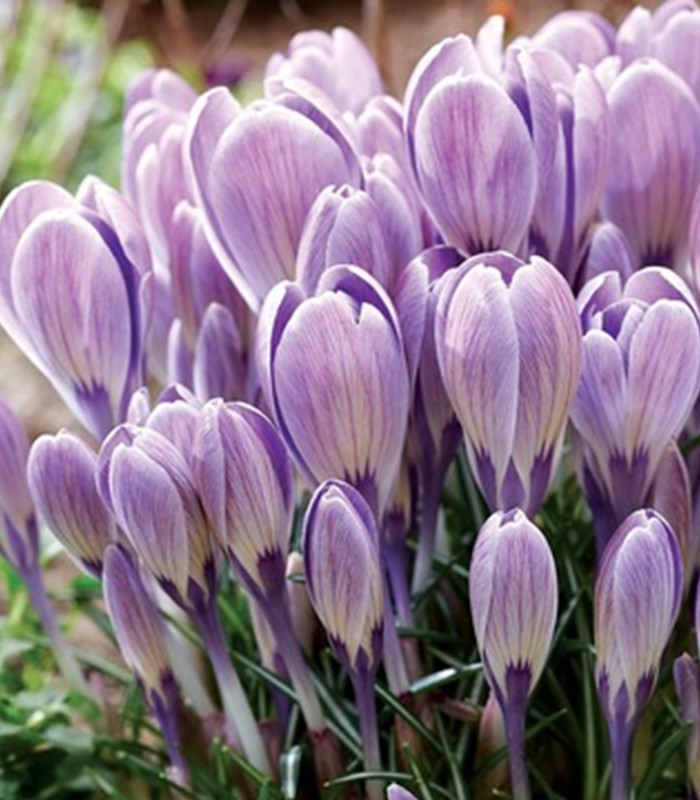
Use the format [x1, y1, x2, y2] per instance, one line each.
[304, 480, 384, 796]
[0, 180, 152, 440]
[186, 88, 360, 311]
[259, 265, 410, 516]
[98, 424, 217, 610]
[470, 509, 558, 800]
[571, 267, 700, 552]
[674, 653, 700, 800]
[595, 509, 682, 800]
[28, 431, 117, 578]
[650, 443, 696, 593]
[192, 303, 248, 403]
[411, 71, 537, 255]
[103, 544, 188, 783]
[0, 394, 38, 574]
[303, 480, 383, 672]
[194, 400, 293, 598]
[582, 221, 634, 284]
[533, 11, 615, 69]
[296, 185, 393, 293]
[435, 251, 582, 515]
[601, 59, 700, 270]
[265, 27, 382, 114]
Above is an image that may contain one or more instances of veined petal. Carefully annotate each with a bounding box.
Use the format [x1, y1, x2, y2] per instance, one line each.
[414, 74, 536, 254]
[11, 212, 132, 438]
[208, 104, 353, 307]
[625, 300, 700, 474]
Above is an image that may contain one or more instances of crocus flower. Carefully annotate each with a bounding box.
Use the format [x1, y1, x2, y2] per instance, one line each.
[409, 67, 537, 255]
[265, 27, 382, 115]
[435, 251, 581, 515]
[532, 11, 614, 68]
[595, 509, 682, 800]
[601, 59, 700, 270]
[0, 179, 152, 440]
[98, 421, 271, 775]
[296, 184, 394, 293]
[103, 544, 188, 785]
[0, 395, 87, 692]
[470, 509, 558, 800]
[387, 785, 420, 800]
[582, 222, 634, 284]
[186, 87, 360, 311]
[258, 265, 410, 517]
[571, 267, 700, 552]
[28, 430, 117, 578]
[194, 398, 344, 782]
[303, 480, 384, 799]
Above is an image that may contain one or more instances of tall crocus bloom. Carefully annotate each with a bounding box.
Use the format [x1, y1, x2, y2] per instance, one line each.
[0, 179, 152, 440]
[396, 246, 463, 593]
[410, 69, 537, 255]
[470, 509, 558, 800]
[186, 87, 360, 311]
[0, 396, 87, 692]
[435, 251, 581, 515]
[303, 480, 384, 800]
[98, 422, 271, 775]
[595, 510, 682, 800]
[571, 268, 700, 553]
[601, 59, 700, 270]
[103, 545, 188, 786]
[265, 27, 382, 114]
[259, 265, 409, 518]
[194, 399, 341, 782]
[28, 431, 117, 578]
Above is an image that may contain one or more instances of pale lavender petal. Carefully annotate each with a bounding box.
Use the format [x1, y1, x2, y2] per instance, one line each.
[414, 74, 536, 254]
[584, 222, 634, 283]
[601, 60, 700, 269]
[28, 432, 116, 577]
[193, 304, 247, 403]
[208, 104, 354, 307]
[303, 479, 382, 668]
[11, 212, 133, 439]
[533, 11, 614, 69]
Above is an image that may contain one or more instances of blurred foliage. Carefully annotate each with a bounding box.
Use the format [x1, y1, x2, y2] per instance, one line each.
[0, 1, 152, 197]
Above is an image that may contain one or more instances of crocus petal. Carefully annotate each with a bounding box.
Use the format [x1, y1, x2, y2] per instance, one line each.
[193, 304, 247, 403]
[470, 509, 558, 700]
[303, 480, 382, 669]
[108, 444, 190, 599]
[11, 212, 132, 438]
[28, 432, 116, 577]
[414, 74, 536, 254]
[601, 60, 700, 268]
[207, 104, 354, 308]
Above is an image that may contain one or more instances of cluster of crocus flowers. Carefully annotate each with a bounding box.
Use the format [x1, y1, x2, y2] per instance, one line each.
[0, 0, 699, 798]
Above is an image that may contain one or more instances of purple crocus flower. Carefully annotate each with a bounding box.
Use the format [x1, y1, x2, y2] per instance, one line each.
[532, 11, 615, 69]
[601, 59, 700, 270]
[265, 27, 382, 115]
[258, 265, 410, 518]
[186, 87, 360, 311]
[595, 509, 682, 800]
[0, 179, 152, 441]
[435, 251, 582, 515]
[571, 267, 700, 553]
[296, 184, 394, 293]
[408, 63, 537, 255]
[0, 395, 87, 692]
[303, 479, 384, 799]
[98, 420, 271, 774]
[470, 509, 558, 800]
[103, 544, 189, 786]
[393, 246, 463, 593]
[28, 431, 117, 578]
